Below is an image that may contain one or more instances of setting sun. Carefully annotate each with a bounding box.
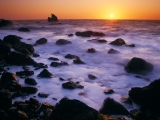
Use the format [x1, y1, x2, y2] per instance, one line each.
[110, 14, 114, 18]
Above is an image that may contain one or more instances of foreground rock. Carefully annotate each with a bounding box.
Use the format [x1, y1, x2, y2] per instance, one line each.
[50, 97, 103, 120]
[36, 38, 47, 45]
[4, 52, 35, 65]
[73, 58, 85, 64]
[87, 48, 96, 53]
[3, 35, 21, 45]
[129, 79, 160, 117]
[62, 81, 84, 89]
[48, 13, 58, 22]
[25, 78, 37, 85]
[50, 61, 69, 67]
[18, 27, 30, 32]
[56, 39, 72, 45]
[0, 40, 11, 56]
[88, 38, 107, 43]
[124, 57, 153, 73]
[12, 42, 34, 55]
[0, 19, 13, 27]
[110, 38, 126, 46]
[65, 54, 79, 59]
[0, 90, 12, 110]
[99, 97, 129, 116]
[75, 31, 105, 37]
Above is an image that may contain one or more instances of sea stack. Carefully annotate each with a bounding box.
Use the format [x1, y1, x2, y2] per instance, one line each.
[48, 13, 58, 22]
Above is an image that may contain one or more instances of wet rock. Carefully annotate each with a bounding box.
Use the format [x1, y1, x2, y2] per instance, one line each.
[12, 42, 34, 55]
[5, 80, 22, 92]
[62, 81, 84, 89]
[130, 109, 148, 120]
[39, 102, 54, 112]
[0, 72, 18, 89]
[0, 90, 12, 110]
[88, 74, 97, 80]
[41, 108, 53, 120]
[9, 110, 28, 120]
[104, 88, 114, 94]
[33, 53, 40, 57]
[65, 54, 79, 59]
[38, 92, 49, 98]
[0, 110, 9, 120]
[129, 79, 160, 117]
[16, 70, 34, 76]
[48, 57, 59, 61]
[108, 48, 120, 54]
[18, 27, 30, 32]
[75, 31, 105, 37]
[25, 78, 37, 85]
[73, 58, 85, 64]
[87, 48, 96, 53]
[3, 35, 21, 45]
[56, 39, 72, 45]
[0, 19, 13, 27]
[0, 40, 11, 55]
[22, 66, 30, 71]
[87, 38, 107, 43]
[21, 86, 38, 94]
[110, 38, 126, 46]
[121, 96, 132, 105]
[68, 34, 73, 37]
[124, 57, 153, 73]
[48, 13, 58, 22]
[36, 38, 47, 45]
[50, 97, 103, 120]
[99, 97, 129, 116]
[37, 69, 54, 78]
[4, 51, 36, 65]
[124, 44, 135, 47]
[50, 61, 69, 67]
[33, 63, 48, 68]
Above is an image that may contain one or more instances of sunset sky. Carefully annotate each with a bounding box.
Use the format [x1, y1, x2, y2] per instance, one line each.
[0, 0, 160, 20]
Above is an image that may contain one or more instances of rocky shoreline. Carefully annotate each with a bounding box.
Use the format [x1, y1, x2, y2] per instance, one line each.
[0, 20, 160, 120]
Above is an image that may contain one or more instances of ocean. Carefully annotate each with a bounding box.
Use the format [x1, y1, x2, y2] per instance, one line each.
[0, 20, 160, 117]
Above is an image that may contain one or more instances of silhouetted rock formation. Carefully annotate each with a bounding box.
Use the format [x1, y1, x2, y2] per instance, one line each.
[48, 14, 58, 22]
[18, 27, 30, 32]
[0, 19, 13, 27]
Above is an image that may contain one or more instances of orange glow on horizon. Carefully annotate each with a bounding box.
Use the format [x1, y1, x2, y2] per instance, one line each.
[0, 0, 160, 20]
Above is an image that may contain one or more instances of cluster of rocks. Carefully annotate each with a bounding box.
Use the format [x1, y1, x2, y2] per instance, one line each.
[75, 31, 105, 37]
[0, 19, 13, 27]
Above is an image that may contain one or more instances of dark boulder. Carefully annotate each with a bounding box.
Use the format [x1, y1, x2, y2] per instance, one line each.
[65, 54, 79, 59]
[5, 80, 22, 92]
[87, 48, 96, 53]
[38, 92, 49, 98]
[0, 40, 11, 55]
[108, 48, 120, 54]
[50, 61, 69, 67]
[99, 97, 129, 116]
[0, 72, 18, 89]
[33, 63, 48, 69]
[37, 69, 54, 78]
[0, 110, 9, 120]
[50, 97, 103, 120]
[36, 38, 47, 45]
[0, 90, 12, 110]
[88, 74, 97, 80]
[48, 13, 58, 22]
[21, 86, 38, 94]
[56, 39, 72, 45]
[75, 31, 105, 37]
[129, 79, 160, 117]
[104, 88, 114, 94]
[16, 70, 34, 76]
[25, 78, 37, 85]
[12, 42, 34, 55]
[130, 109, 148, 120]
[0, 19, 13, 27]
[4, 52, 36, 65]
[33, 53, 40, 57]
[18, 27, 30, 32]
[68, 34, 73, 37]
[73, 58, 85, 64]
[48, 57, 59, 61]
[62, 81, 84, 89]
[124, 57, 153, 73]
[3, 35, 21, 45]
[9, 109, 28, 120]
[124, 44, 135, 47]
[87, 38, 107, 43]
[110, 38, 126, 46]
